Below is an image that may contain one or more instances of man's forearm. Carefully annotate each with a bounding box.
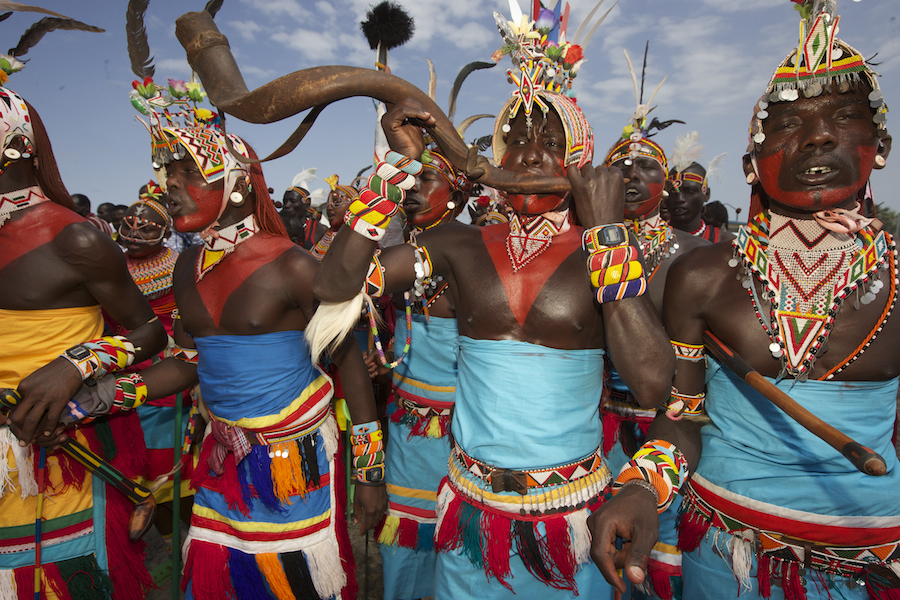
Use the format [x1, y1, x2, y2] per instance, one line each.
[313, 227, 377, 302]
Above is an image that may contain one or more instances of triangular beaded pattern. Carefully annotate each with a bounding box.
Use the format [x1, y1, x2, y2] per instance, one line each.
[195, 214, 259, 281]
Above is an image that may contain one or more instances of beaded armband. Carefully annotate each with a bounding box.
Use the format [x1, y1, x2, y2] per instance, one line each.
[344, 152, 422, 241]
[112, 372, 149, 414]
[364, 253, 386, 297]
[671, 340, 705, 362]
[612, 439, 689, 514]
[171, 345, 199, 365]
[583, 225, 647, 304]
[61, 336, 136, 381]
[665, 386, 705, 420]
[351, 420, 385, 485]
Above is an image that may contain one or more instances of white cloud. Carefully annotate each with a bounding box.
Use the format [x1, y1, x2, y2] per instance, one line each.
[227, 20, 264, 42]
[239, 0, 310, 20]
[154, 58, 192, 77]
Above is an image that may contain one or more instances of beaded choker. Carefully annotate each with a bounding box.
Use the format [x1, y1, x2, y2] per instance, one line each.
[733, 211, 894, 379]
[127, 247, 178, 298]
[196, 213, 259, 281]
[628, 213, 677, 279]
[689, 220, 708, 237]
[506, 210, 570, 271]
[0, 186, 49, 229]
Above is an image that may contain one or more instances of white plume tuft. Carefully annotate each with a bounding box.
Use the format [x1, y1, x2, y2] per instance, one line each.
[706, 153, 728, 185]
[671, 131, 703, 175]
[290, 167, 317, 191]
[308, 188, 328, 208]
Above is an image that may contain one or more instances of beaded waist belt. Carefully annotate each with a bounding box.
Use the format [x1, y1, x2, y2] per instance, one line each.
[448, 442, 611, 518]
[682, 482, 900, 581]
[393, 392, 452, 418]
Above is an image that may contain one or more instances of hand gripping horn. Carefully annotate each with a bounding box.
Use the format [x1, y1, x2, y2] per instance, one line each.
[174, 10, 573, 195]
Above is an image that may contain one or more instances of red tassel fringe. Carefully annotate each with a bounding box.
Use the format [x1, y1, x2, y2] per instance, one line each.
[602, 413, 620, 457]
[676, 508, 710, 553]
[181, 540, 235, 599]
[190, 434, 249, 516]
[649, 565, 674, 600]
[483, 511, 512, 587]
[782, 561, 807, 600]
[44, 561, 74, 600]
[332, 433, 358, 600]
[105, 484, 155, 600]
[397, 517, 419, 548]
[107, 411, 149, 480]
[435, 492, 464, 552]
[757, 553, 772, 599]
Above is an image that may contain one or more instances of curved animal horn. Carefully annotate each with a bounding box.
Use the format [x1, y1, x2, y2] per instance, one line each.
[174, 10, 571, 195]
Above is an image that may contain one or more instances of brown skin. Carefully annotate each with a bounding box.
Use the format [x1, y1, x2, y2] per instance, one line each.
[326, 189, 352, 230]
[282, 188, 326, 249]
[153, 157, 385, 532]
[315, 96, 673, 411]
[1, 152, 166, 446]
[666, 163, 708, 233]
[120, 203, 169, 259]
[588, 87, 894, 593]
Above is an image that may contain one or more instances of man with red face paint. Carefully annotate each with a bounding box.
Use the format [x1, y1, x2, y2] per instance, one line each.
[667, 137, 734, 244]
[0, 85, 166, 597]
[590, 2, 900, 599]
[372, 139, 472, 600]
[122, 87, 387, 599]
[312, 10, 673, 598]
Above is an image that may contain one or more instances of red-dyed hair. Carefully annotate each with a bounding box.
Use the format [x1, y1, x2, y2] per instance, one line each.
[243, 143, 288, 239]
[24, 99, 74, 211]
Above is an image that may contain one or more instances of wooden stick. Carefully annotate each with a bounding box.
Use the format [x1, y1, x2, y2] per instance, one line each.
[703, 331, 887, 476]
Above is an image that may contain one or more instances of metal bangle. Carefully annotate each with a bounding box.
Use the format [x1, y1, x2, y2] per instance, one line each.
[621, 478, 660, 505]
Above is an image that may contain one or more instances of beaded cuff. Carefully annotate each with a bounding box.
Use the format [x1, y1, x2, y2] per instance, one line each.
[612, 439, 688, 514]
[172, 345, 199, 365]
[665, 386, 705, 420]
[584, 225, 647, 304]
[671, 340, 705, 362]
[61, 336, 136, 381]
[351, 421, 385, 485]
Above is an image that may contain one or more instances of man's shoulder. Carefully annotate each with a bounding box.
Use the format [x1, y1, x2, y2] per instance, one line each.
[672, 228, 711, 252]
[668, 241, 735, 291]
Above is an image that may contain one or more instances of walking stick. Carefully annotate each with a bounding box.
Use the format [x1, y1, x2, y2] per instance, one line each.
[172, 390, 183, 599]
[702, 331, 887, 476]
[1, 389, 158, 538]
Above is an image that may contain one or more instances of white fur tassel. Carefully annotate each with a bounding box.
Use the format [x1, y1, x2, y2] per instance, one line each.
[566, 508, 592, 565]
[303, 535, 346, 600]
[11, 435, 37, 499]
[0, 428, 14, 497]
[320, 414, 338, 462]
[434, 482, 455, 535]
[305, 293, 367, 365]
[729, 532, 754, 595]
[0, 569, 16, 600]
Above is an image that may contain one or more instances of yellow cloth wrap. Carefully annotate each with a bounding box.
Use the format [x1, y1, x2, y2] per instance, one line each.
[0, 306, 103, 554]
[0, 306, 103, 388]
[255, 553, 299, 600]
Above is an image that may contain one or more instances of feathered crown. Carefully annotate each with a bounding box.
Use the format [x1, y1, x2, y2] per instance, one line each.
[288, 167, 317, 196]
[668, 132, 726, 194]
[490, 0, 616, 170]
[604, 43, 683, 172]
[749, 0, 888, 147]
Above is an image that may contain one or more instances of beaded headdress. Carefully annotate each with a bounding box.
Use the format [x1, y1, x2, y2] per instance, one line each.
[669, 132, 727, 195]
[490, 0, 616, 169]
[119, 197, 171, 245]
[749, 0, 888, 149]
[0, 86, 33, 159]
[323, 175, 360, 201]
[604, 45, 681, 171]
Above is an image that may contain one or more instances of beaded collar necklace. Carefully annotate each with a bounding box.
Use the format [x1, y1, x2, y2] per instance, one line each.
[196, 213, 259, 281]
[0, 186, 49, 229]
[689, 220, 708, 237]
[628, 213, 678, 279]
[127, 247, 178, 298]
[732, 210, 893, 380]
[506, 209, 570, 272]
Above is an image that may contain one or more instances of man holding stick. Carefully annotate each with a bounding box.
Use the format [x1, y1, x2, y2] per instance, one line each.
[589, 2, 900, 598]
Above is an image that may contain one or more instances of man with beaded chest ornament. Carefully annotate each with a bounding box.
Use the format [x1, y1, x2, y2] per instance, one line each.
[596, 48, 709, 600]
[312, 2, 673, 598]
[589, 2, 900, 599]
[126, 78, 387, 599]
[0, 83, 167, 597]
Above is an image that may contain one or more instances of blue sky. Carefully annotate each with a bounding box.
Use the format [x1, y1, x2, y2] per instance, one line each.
[5, 0, 899, 221]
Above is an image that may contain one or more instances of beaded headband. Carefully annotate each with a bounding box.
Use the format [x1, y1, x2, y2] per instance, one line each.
[119, 199, 171, 244]
[421, 148, 473, 197]
[605, 135, 667, 172]
[749, 0, 888, 148]
[490, 0, 614, 169]
[324, 174, 359, 201]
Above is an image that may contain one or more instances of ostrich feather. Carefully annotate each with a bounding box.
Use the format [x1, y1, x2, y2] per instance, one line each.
[290, 167, 317, 191]
[670, 131, 703, 175]
[426, 58, 436, 102]
[0, 3, 70, 19]
[448, 61, 495, 121]
[706, 153, 727, 185]
[9, 17, 104, 57]
[572, 0, 606, 45]
[126, 0, 153, 79]
[0, 12, 11, 22]
[580, 0, 618, 49]
[456, 114, 494, 138]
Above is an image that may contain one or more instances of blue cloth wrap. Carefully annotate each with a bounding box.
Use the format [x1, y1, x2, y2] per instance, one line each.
[194, 330, 320, 422]
[392, 311, 459, 404]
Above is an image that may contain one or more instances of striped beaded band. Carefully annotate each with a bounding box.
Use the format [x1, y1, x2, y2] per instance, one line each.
[113, 372, 149, 413]
[665, 387, 705, 420]
[364, 253, 386, 297]
[596, 278, 647, 304]
[671, 340, 705, 362]
[62, 336, 136, 381]
[605, 135, 668, 172]
[172, 345, 199, 364]
[612, 439, 688, 514]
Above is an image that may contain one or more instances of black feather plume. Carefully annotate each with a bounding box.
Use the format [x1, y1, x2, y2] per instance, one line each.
[10, 17, 104, 57]
[639, 40, 648, 105]
[126, 0, 153, 79]
[205, 0, 223, 18]
[448, 61, 495, 121]
[645, 117, 685, 137]
[474, 134, 492, 152]
[360, 1, 414, 51]
[0, 12, 12, 22]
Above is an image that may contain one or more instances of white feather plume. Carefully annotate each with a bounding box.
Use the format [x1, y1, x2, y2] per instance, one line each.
[305, 293, 367, 364]
[670, 131, 704, 175]
[706, 152, 728, 185]
[308, 188, 328, 208]
[290, 167, 317, 191]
